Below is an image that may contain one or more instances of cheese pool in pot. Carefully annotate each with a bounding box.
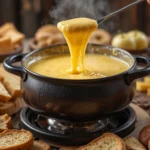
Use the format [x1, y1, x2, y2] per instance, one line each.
[28, 18, 130, 79]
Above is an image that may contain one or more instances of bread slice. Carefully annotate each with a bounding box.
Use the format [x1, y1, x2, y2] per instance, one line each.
[0, 129, 33, 150]
[0, 82, 11, 102]
[0, 114, 12, 132]
[30, 140, 50, 150]
[0, 37, 13, 54]
[0, 23, 16, 35]
[0, 65, 21, 97]
[124, 136, 146, 150]
[5, 30, 25, 45]
[0, 97, 25, 116]
[76, 133, 126, 150]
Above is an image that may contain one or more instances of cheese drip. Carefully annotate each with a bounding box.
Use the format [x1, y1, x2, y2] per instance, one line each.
[57, 18, 98, 74]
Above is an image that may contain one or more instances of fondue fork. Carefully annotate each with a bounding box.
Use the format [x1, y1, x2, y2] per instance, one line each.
[97, 0, 145, 24]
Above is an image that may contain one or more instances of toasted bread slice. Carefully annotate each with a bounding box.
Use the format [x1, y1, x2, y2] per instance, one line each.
[0, 37, 14, 54]
[124, 136, 146, 150]
[0, 65, 21, 97]
[5, 30, 25, 45]
[31, 140, 50, 150]
[0, 129, 33, 150]
[0, 82, 11, 102]
[0, 23, 16, 35]
[76, 133, 126, 150]
[0, 97, 25, 116]
[0, 114, 12, 132]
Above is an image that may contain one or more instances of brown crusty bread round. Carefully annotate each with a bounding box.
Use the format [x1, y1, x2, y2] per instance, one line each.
[139, 124, 150, 147]
[89, 29, 111, 45]
[76, 133, 126, 150]
[0, 129, 33, 150]
[35, 24, 60, 41]
[31, 140, 50, 150]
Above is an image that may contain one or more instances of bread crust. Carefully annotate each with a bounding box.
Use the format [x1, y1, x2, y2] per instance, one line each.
[76, 133, 126, 150]
[0, 129, 33, 150]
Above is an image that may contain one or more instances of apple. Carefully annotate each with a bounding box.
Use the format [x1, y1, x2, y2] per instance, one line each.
[111, 33, 136, 50]
[127, 30, 149, 50]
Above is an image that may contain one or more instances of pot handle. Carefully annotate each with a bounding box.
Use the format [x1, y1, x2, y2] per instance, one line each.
[3, 53, 27, 80]
[126, 55, 150, 84]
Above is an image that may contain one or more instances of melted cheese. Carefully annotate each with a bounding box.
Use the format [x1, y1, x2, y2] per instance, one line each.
[29, 54, 129, 79]
[57, 18, 98, 74]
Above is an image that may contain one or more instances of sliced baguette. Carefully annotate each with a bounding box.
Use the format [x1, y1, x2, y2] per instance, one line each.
[0, 97, 25, 116]
[0, 114, 12, 132]
[76, 133, 126, 150]
[31, 140, 50, 150]
[0, 129, 33, 150]
[0, 82, 11, 102]
[124, 136, 146, 150]
[0, 65, 21, 97]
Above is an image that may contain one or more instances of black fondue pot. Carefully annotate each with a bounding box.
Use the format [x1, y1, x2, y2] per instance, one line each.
[3, 44, 150, 122]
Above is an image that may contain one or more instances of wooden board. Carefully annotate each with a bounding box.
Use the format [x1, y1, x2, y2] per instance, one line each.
[129, 103, 150, 138]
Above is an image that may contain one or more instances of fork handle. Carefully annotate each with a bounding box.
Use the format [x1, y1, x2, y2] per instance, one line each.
[97, 0, 145, 24]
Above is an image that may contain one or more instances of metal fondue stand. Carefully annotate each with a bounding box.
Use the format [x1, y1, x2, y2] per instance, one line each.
[14, 103, 150, 148]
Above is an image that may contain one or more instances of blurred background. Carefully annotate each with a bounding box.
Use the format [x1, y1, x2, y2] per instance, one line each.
[0, 0, 149, 37]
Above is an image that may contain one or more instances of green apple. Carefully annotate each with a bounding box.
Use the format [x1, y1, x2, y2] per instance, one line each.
[127, 30, 149, 50]
[112, 33, 136, 50]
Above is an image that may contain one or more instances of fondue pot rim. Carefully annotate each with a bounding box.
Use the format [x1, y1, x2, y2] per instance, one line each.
[21, 43, 136, 83]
